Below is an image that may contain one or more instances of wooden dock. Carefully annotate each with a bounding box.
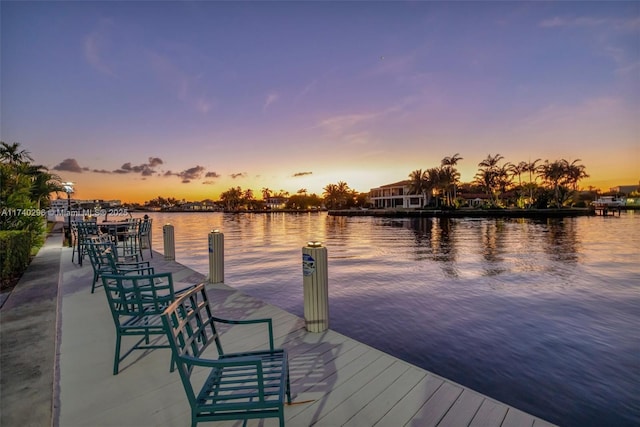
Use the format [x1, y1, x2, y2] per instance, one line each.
[56, 250, 556, 427]
[593, 206, 622, 216]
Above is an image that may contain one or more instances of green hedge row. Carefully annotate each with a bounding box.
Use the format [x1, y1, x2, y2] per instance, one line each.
[0, 230, 31, 286]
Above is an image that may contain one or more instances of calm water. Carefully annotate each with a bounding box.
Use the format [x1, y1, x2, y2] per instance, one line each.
[146, 211, 639, 426]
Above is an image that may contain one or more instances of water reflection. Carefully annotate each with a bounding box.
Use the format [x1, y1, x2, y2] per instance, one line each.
[543, 218, 580, 263]
[386, 217, 585, 279]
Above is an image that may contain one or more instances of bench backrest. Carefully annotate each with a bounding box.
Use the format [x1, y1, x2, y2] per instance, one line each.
[139, 219, 152, 235]
[85, 241, 114, 270]
[76, 220, 100, 238]
[101, 272, 176, 325]
[161, 284, 225, 395]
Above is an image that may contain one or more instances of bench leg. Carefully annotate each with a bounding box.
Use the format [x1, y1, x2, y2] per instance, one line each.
[91, 272, 99, 293]
[113, 333, 122, 375]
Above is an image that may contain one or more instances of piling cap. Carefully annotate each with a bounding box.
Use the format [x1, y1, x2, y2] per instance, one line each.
[211, 229, 220, 233]
[307, 241, 322, 248]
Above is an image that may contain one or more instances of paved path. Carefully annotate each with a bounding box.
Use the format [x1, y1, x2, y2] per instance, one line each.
[0, 227, 63, 427]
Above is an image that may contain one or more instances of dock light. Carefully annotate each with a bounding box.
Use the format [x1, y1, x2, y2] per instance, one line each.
[307, 241, 323, 248]
[212, 229, 220, 233]
[63, 182, 74, 247]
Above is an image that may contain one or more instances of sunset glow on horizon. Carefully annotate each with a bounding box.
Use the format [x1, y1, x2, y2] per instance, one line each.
[2, 2, 638, 203]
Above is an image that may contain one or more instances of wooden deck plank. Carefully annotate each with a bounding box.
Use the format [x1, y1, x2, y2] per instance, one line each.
[469, 398, 508, 427]
[287, 336, 362, 389]
[437, 388, 485, 427]
[343, 366, 427, 427]
[403, 381, 464, 427]
[502, 407, 535, 427]
[533, 418, 558, 427]
[286, 345, 384, 418]
[288, 354, 397, 426]
[373, 374, 444, 427]
[311, 360, 412, 426]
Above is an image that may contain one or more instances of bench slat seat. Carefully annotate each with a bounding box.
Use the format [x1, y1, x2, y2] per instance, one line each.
[162, 283, 291, 427]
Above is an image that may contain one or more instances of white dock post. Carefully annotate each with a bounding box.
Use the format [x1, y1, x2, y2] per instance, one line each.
[163, 223, 175, 260]
[208, 230, 224, 283]
[302, 241, 329, 333]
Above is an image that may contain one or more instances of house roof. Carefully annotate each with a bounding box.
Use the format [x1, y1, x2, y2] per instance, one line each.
[373, 180, 411, 189]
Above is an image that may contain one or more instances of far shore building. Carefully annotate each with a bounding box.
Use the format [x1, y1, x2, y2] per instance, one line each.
[264, 196, 288, 210]
[369, 180, 490, 208]
[49, 198, 122, 211]
[369, 180, 425, 208]
[609, 183, 640, 195]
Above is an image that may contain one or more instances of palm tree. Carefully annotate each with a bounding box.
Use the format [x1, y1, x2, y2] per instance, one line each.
[323, 183, 340, 209]
[496, 164, 514, 203]
[275, 189, 290, 198]
[440, 154, 463, 205]
[30, 168, 63, 209]
[478, 153, 504, 171]
[425, 168, 441, 207]
[336, 181, 350, 208]
[508, 162, 527, 187]
[0, 141, 33, 164]
[540, 160, 568, 207]
[408, 169, 428, 207]
[507, 162, 527, 208]
[0, 142, 48, 240]
[565, 159, 589, 191]
[476, 154, 504, 206]
[261, 188, 272, 201]
[441, 153, 463, 168]
[525, 159, 542, 184]
[323, 182, 352, 209]
[523, 158, 542, 207]
[220, 187, 243, 210]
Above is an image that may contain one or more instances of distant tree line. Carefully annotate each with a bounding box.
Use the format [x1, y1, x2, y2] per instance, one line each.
[141, 153, 592, 211]
[142, 182, 370, 211]
[408, 153, 590, 209]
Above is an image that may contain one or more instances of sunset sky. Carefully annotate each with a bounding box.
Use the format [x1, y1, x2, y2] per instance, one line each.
[2, 1, 638, 203]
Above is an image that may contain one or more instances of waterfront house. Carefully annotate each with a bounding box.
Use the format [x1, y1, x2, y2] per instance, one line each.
[264, 196, 288, 210]
[369, 181, 492, 208]
[369, 180, 425, 208]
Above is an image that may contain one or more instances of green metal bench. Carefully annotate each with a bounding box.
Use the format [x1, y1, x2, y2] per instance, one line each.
[161, 283, 292, 427]
[101, 272, 180, 374]
[86, 240, 153, 293]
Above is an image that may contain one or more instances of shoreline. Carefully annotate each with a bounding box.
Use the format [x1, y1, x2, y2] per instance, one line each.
[130, 206, 639, 217]
[327, 207, 598, 218]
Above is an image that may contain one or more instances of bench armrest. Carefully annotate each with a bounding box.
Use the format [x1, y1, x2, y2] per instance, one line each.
[116, 261, 151, 269]
[183, 353, 261, 368]
[116, 264, 155, 276]
[213, 317, 274, 350]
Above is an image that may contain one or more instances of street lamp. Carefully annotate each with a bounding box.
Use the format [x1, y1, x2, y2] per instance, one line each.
[63, 182, 74, 247]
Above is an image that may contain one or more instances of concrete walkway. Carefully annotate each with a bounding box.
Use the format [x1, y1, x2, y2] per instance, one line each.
[0, 227, 63, 426]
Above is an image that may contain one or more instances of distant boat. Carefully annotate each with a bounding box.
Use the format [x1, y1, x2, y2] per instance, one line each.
[592, 196, 625, 208]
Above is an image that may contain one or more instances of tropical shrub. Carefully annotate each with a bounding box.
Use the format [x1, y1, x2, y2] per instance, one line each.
[0, 230, 31, 287]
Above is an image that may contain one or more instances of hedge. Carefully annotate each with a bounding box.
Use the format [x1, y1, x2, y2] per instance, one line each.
[0, 230, 31, 286]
